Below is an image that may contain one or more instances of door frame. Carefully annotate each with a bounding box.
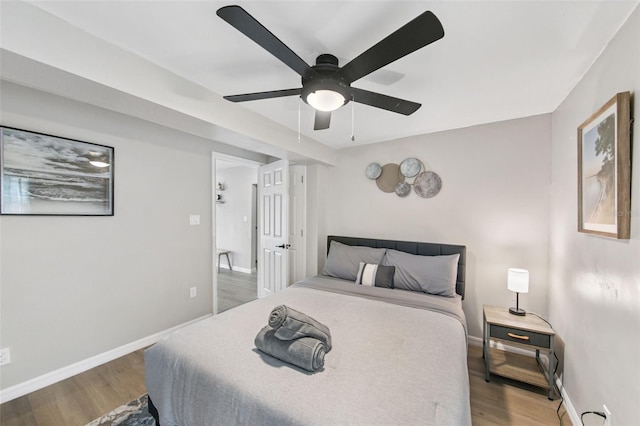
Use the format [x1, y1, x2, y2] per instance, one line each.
[289, 164, 307, 284]
[211, 152, 264, 314]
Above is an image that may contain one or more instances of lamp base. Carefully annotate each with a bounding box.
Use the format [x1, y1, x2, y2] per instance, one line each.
[509, 307, 526, 316]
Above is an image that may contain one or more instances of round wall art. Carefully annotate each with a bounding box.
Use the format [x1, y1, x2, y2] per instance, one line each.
[413, 171, 442, 198]
[395, 181, 411, 197]
[365, 162, 382, 180]
[400, 157, 422, 178]
[375, 163, 405, 193]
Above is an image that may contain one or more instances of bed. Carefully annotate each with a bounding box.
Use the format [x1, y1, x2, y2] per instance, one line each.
[144, 236, 470, 425]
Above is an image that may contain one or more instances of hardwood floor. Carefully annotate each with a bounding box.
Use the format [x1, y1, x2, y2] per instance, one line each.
[0, 349, 146, 426]
[467, 345, 571, 425]
[0, 343, 571, 425]
[217, 269, 258, 312]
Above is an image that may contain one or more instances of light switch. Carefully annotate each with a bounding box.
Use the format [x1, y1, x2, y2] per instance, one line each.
[189, 215, 200, 225]
[243, 216, 248, 223]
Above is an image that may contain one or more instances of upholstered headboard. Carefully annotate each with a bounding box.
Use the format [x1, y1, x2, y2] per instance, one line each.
[327, 236, 467, 300]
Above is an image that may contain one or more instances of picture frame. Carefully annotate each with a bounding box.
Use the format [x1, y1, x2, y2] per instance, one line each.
[1, 126, 114, 216]
[577, 92, 631, 239]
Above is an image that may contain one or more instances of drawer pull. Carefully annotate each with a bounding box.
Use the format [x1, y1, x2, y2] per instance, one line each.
[507, 332, 530, 341]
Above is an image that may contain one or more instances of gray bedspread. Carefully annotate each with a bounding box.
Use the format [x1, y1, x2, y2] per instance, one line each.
[145, 275, 471, 426]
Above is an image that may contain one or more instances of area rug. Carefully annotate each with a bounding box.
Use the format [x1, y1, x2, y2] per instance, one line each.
[86, 394, 155, 426]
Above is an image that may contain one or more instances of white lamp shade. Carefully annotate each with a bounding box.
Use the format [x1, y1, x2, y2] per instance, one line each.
[507, 268, 529, 293]
[306, 90, 345, 112]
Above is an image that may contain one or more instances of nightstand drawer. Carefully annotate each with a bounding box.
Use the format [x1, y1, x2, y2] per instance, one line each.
[490, 325, 550, 348]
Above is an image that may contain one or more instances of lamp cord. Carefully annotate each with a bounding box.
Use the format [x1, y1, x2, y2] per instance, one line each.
[580, 411, 606, 425]
[528, 312, 566, 426]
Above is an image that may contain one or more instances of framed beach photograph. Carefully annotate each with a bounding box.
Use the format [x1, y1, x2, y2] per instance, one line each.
[1, 127, 114, 216]
[577, 92, 631, 239]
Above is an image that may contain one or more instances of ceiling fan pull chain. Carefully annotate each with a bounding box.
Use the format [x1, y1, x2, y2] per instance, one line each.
[298, 97, 301, 143]
[351, 95, 356, 142]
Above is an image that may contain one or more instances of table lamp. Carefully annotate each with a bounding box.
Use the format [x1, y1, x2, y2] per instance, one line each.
[508, 268, 529, 316]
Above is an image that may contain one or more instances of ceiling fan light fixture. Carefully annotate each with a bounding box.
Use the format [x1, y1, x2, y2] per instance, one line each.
[305, 90, 345, 112]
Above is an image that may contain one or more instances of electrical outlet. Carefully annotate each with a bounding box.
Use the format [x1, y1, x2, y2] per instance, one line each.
[603, 404, 611, 426]
[0, 348, 11, 366]
[190, 287, 197, 298]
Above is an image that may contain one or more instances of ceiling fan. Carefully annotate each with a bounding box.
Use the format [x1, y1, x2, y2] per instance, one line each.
[217, 5, 444, 130]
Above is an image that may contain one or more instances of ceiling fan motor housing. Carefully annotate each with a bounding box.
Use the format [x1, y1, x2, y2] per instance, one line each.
[301, 54, 351, 108]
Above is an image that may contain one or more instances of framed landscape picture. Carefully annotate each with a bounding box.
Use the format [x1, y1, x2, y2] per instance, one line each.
[577, 92, 631, 239]
[0, 127, 114, 216]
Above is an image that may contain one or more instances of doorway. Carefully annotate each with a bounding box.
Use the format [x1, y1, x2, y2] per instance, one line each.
[213, 153, 262, 313]
[212, 154, 308, 314]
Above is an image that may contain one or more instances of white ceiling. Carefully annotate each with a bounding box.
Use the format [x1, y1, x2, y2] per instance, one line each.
[25, 1, 640, 149]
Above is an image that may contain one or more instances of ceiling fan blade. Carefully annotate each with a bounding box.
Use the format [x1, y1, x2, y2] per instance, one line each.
[335, 11, 444, 84]
[223, 88, 302, 102]
[217, 5, 314, 78]
[351, 88, 421, 115]
[314, 111, 331, 130]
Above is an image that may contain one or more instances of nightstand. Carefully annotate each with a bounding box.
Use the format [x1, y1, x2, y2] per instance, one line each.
[483, 304, 556, 400]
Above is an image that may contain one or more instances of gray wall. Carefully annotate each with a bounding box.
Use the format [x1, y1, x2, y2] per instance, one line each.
[549, 6, 640, 424]
[324, 114, 552, 338]
[215, 165, 258, 272]
[0, 81, 265, 389]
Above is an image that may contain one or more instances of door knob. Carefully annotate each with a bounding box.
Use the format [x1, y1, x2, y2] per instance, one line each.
[276, 244, 291, 249]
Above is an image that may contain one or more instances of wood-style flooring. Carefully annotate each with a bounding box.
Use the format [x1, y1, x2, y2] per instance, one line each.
[467, 345, 570, 425]
[0, 349, 147, 426]
[0, 343, 571, 425]
[217, 269, 258, 312]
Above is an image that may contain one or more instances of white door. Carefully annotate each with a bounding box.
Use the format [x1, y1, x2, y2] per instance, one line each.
[258, 160, 289, 297]
[289, 165, 307, 284]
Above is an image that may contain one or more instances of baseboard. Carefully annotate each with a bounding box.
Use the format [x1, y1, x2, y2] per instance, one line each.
[219, 265, 253, 274]
[0, 314, 212, 404]
[556, 375, 579, 425]
[468, 336, 579, 424]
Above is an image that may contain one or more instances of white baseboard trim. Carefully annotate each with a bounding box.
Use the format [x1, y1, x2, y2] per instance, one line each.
[556, 376, 579, 426]
[219, 265, 253, 274]
[0, 314, 212, 404]
[468, 336, 579, 424]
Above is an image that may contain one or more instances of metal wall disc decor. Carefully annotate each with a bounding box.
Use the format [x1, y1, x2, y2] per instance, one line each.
[413, 171, 442, 198]
[395, 181, 411, 197]
[375, 163, 405, 193]
[400, 157, 422, 178]
[366, 158, 442, 199]
[365, 162, 382, 180]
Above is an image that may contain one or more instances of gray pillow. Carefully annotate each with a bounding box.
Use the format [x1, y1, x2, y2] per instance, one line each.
[383, 249, 460, 297]
[322, 241, 386, 281]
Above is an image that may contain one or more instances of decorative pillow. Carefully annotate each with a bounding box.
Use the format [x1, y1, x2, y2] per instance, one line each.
[322, 241, 386, 281]
[383, 249, 460, 297]
[355, 262, 395, 288]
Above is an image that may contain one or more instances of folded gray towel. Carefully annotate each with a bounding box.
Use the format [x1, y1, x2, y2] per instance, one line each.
[254, 326, 326, 372]
[268, 305, 332, 351]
